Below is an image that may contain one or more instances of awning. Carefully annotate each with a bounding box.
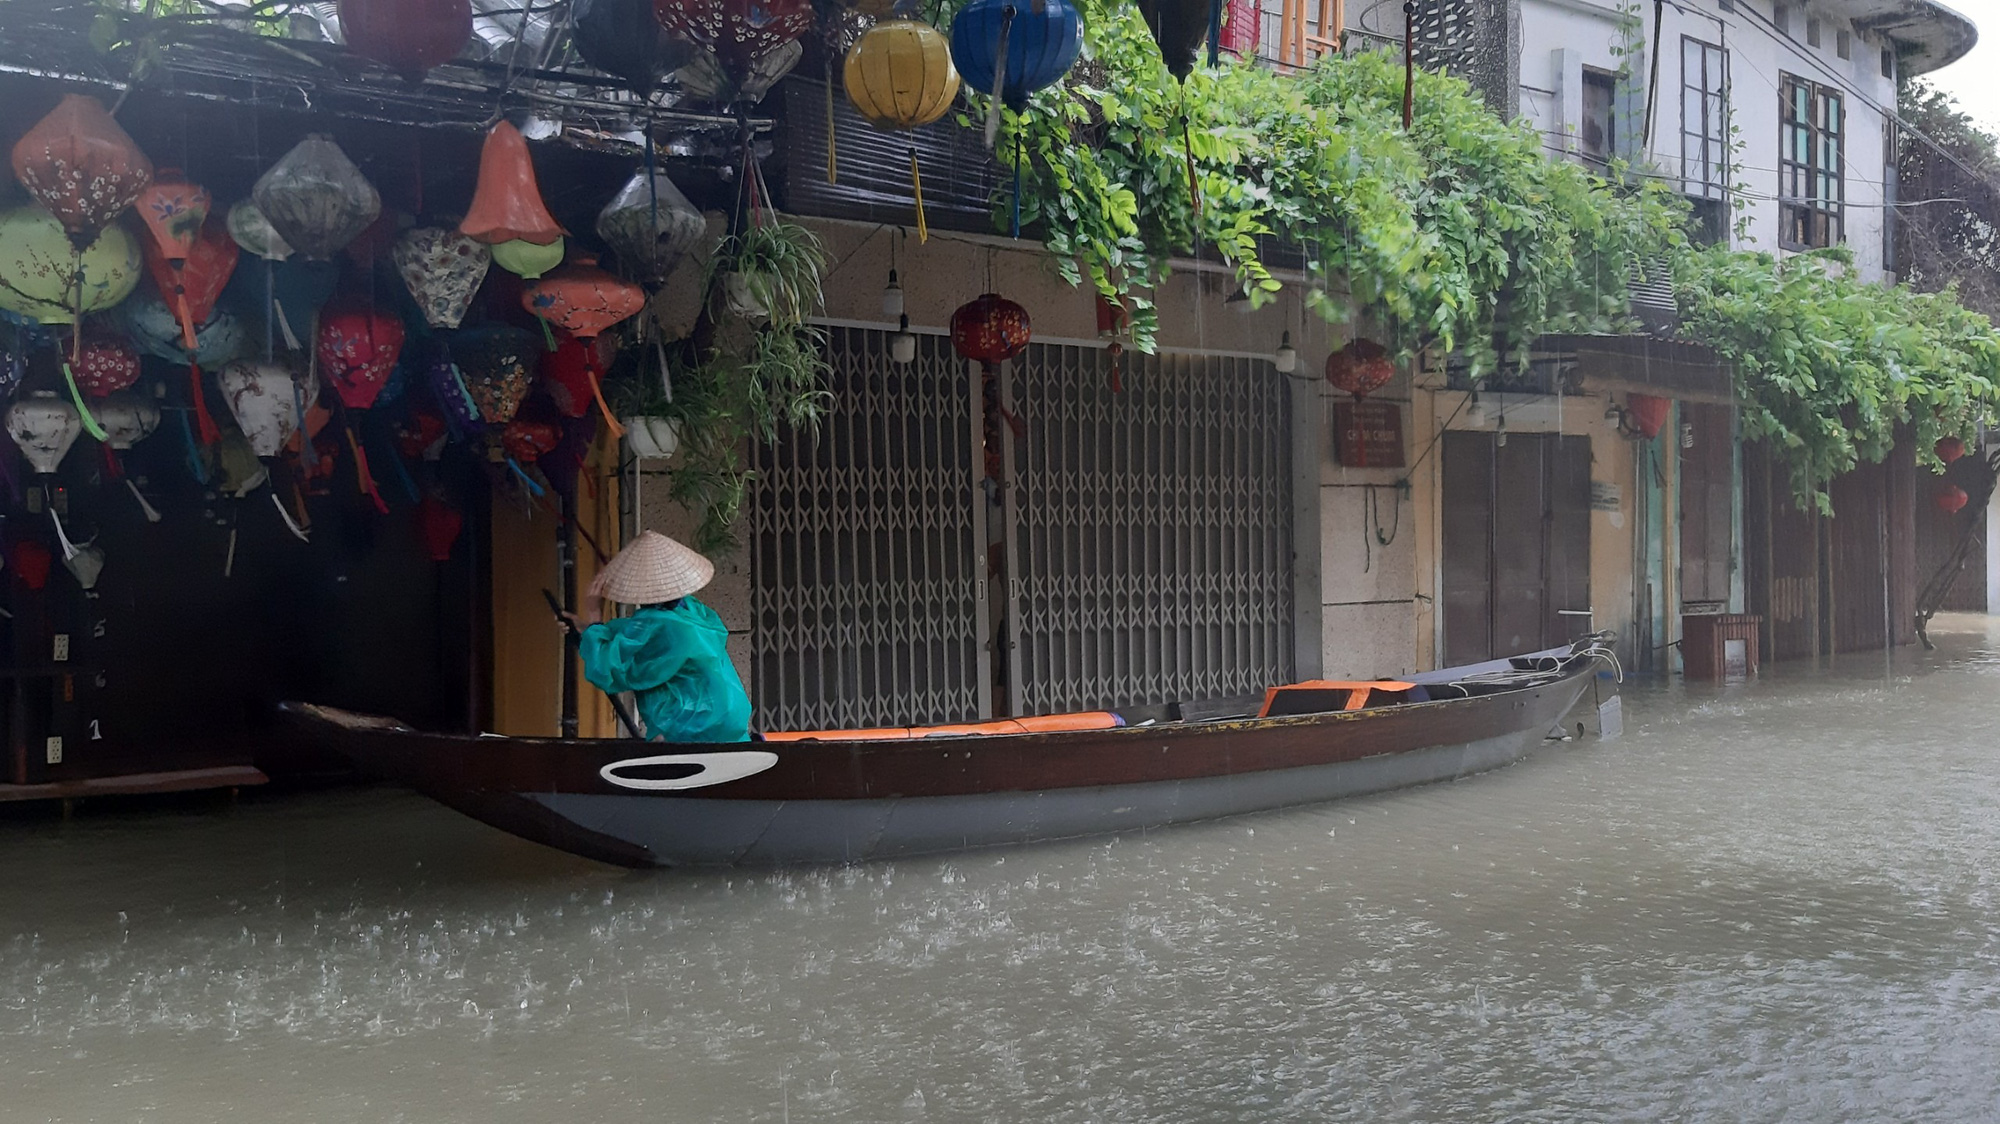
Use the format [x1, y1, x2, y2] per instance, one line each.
[1536, 334, 1739, 406]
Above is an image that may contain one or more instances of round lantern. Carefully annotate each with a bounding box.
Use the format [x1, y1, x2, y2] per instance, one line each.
[654, 0, 814, 73]
[1936, 435, 1967, 464]
[675, 39, 802, 106]
[143, 214, 241, 352]
[1936, 484, 1970, 515]
[337, 0, 473, 76]
[69, 325, 141, 397]
[451, 322, 537, 426]
[10, 95, 154, 252]
[227, 200, 294, 262]
[541, 332, 619, 418]
[522, 256, 646, 436]
[1626, 393, 1671, 441]
[135, 170, 212, 265]
[595, 170, 706, 285]
[7, 391, 82, 475]
[948, 0, 1082, 112]
[392, 227, 493, 330]
[252, 135, 383, 261]
[847, 20, 962, 129]
[216, 358, 303, 459]
[316, 299, 407, 412]
[95, 392, 161, 451]
[951, 292, 1032, 372]
[0, 207, 141, 324]
[1323, 338, 1396, 400]
[459, 122, 564, 247]
[491, 236, 567, 281]
[573, 0, 696, 98]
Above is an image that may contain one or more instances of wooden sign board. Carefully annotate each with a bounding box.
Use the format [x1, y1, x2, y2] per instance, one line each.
[1333, 400, 1404, 468]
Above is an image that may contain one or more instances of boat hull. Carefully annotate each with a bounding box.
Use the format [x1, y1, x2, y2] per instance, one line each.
[283, 659, 1596, 868]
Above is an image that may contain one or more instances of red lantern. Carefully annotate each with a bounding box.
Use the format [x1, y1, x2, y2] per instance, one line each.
[134, 170, 211, 264]
[1936, 435, 1967, 464]
[70, 326, 141, 398]
[1626, 393, 1671, 440]
[951, 293, 1032, 371]
[654, 0, 815, 70]
[10, 95, 154, 251]
[316, 300, 407, 412]
[1936, 484, 1970, 515]
[398, 409, 450, 461]
[540, 332, 620, 419]
[459, 122, 565, 247]
[143, 215, 240, 352]
[12, 540, 51, 591]
[337, 0, 473, 76]
[522, 257, 645, 436]
[502, 418, 562, 463]
[415, 493, 465, 561]
[1323, 338, 1396, 400]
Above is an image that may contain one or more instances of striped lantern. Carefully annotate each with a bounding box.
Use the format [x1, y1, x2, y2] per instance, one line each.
[844, 19, 961, 241]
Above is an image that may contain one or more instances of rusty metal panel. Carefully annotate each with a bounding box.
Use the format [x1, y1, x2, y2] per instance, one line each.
[1827, 460, 1891, 653]
[1549, 435, 1593, 643]
[1746, 442, 1820, 662]
[1492, 437, 1550, 655]
[1441, 432, 1591, 663]
[1915, 455, 1988, 612]
[1678, 403, 1736, 607]
[1441, 432, 1493, 667]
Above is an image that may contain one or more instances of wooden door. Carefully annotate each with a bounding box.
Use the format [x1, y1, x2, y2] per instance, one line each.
[1679, 403, 1735, 609]
[1442, 431, 1592, 665]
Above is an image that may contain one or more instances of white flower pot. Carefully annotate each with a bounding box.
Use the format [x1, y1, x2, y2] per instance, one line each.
[624, 416, 680, 459]
[723, 271, 768, 319]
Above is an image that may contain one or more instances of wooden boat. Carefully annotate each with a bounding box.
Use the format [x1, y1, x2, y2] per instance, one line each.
[280, 635, 1616, 868]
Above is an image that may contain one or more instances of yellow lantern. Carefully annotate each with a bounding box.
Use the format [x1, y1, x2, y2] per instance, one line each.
[843, 19, 961, 241]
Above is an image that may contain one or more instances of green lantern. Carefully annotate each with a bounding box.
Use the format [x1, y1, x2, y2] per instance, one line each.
[491, 236, 565, 280]
[0, 206, 142, 324]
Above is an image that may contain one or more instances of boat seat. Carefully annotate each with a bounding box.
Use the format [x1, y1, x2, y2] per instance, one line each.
[763, 710, 1124, 742]
[1258, 680, 1422, 718]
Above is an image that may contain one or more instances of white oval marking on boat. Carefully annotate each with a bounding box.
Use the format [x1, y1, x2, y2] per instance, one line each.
[599, 751, 781, 791]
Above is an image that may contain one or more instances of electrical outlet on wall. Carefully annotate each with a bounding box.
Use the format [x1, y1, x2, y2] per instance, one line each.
[52, 634, 69, 662]
[45, 737, 62, 765]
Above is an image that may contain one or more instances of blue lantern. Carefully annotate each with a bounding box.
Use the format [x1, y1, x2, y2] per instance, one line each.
[949, 0, 1081, 114]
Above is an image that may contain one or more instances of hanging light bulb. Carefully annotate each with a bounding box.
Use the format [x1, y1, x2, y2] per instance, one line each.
[891, 314, 917, 364]
[883, 269, 905, 319]
[1466, 390, 1485, 426]
[1495, 410, 1508, 447]
[1274, 331, 1297, 374]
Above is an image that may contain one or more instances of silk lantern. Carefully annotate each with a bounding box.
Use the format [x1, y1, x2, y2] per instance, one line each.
[950, 0, 1080, 232]
[398, 409, 450, 461]
[223, 256, 339, 354]
[427, 351, 485, 435]
[316, 300, 406, 412]
[13, 540, 51, 591]
[595, 170, 705, 285]
[573, 0, 696, 97]
[392, 227, 492, 330]
[135, 171, 212, 265]
[142, 214, 240, 352]
[216, 359, 314, 538]
[1626, 393, 1671, 440]
[502, 417, 562, 463]
[490, 237, 566, 281]
[521, 256, 646, 436]
[337, 0, 473, 76]
[541, 332, 618, 419]
[118, 288, 245, 445]
[416, 492, 465, 561]
[1936, 484, 1970, 514]
[0, 206, 141, 324]
[450, 322, 536, 426]
[459, 122, 564, 247]
[1936, 435, 1967, 463]
[69, 325, 140, 397]
[845, 20, 961, 241]
[1138, 0, 1215, 81]
[96, 389, 164, 520]
[227, 200, 294, 262]
[252, 135, 383, 261]
[7, 391, 82, 475]
[951, 292, 1031, 372]
[10, 95, 154, 252]
[675, 38, 802, 105]
[654, 0, 814, 72]
[1323, 338, 1396, 400]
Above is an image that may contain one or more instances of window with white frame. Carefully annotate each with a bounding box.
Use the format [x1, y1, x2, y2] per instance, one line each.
[1780, 73, 1843, 248]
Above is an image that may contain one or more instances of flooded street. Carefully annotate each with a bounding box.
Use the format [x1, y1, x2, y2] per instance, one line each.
[6, 621, 2000, 1122]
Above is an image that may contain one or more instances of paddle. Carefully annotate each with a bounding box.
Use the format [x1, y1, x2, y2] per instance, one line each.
[543, 588, 645, 741]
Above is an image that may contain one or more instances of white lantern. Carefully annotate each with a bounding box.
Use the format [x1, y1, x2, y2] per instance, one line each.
[216, 359, 301, 460]
[7, 392, 83, 475]
[96, 392, 162, 451]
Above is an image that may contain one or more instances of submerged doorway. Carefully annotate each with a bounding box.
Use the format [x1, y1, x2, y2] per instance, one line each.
[1440, 431, 1592, 665]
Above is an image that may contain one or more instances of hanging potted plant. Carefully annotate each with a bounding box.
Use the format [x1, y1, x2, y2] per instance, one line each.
[708, 221, 825, 325]
[606, 367, 682, 459]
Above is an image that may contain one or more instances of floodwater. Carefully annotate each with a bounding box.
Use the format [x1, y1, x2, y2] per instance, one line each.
[6, 622, 2000, 1122]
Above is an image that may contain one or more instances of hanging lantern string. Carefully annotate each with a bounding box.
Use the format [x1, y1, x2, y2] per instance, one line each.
[1402, 0, 1415, 130]
[1010, 128, 1024, 239]
[47, 488, 80, 562]
[909, 147, 930, 244]
[1179, 91, 1203, 221]
[1206, 0, 1224, 68]
[271, 489, 310, 542]
[178, 410, 209, 485]
[65, 255, 108, 442]
[187, 361, 222, 446]
[126, 477, 163, 524]
[825, 54, 839, 185]
[985, 6, 1017, 149]
[506, 456, 546, 498]
[345, 427, 389, 514]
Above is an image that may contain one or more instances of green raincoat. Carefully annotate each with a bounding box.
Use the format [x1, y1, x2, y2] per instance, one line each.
[577, 598, 751, 743]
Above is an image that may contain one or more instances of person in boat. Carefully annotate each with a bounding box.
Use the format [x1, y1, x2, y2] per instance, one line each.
[564, 531, 752, 743]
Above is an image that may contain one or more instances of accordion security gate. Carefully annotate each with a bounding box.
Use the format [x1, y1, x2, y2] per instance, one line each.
[752, 328, 1295, 731]
[1003, 345, 1295, 716]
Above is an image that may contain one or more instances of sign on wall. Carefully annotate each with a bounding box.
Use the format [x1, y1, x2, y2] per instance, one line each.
[1333, 400, 1404, 467]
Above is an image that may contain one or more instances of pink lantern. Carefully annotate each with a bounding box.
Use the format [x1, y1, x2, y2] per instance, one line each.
[10, 95, 153, 251]
[70, 326, 141, 398]
[316, 300, 407, 412]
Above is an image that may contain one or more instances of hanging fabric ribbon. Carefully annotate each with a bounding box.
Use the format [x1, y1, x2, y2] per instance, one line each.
[126, 478, 162, 524]
[506, 456, 546, 497]
[825, 55, 839, 184]
[344, 427, 389, 514]
[1206, 0, 1223, 68]
[909, 147, 930, 244]
[48, 497, 80, 562]
[188, 362, 221, 446]
[270, 490, 310, 542]
[60, 363, 108, 442]
[178, 410, 210, 485]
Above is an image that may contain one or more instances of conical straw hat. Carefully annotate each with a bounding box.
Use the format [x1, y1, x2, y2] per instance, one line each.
[590, 530, 714, 604]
